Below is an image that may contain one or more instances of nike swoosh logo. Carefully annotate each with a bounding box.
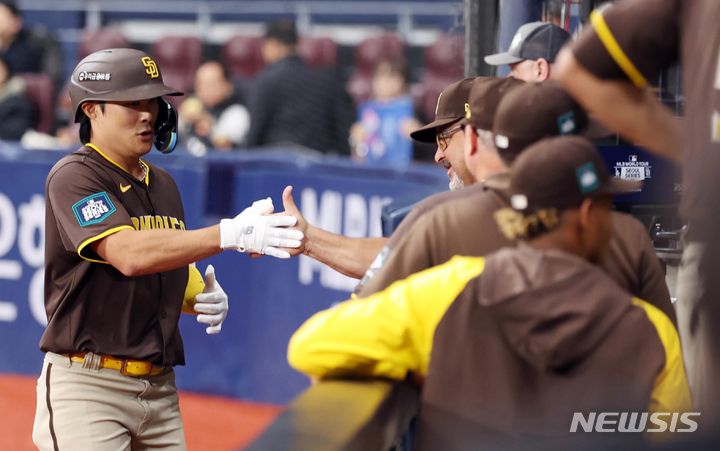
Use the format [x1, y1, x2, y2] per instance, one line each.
[120, 184, 131, 193]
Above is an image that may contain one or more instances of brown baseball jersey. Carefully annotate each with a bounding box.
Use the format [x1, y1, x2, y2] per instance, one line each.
[354, 181, 490, 293]
[357, 177, 675, 326]
[571, 0, 720, 238]
[40, 144, 189, 366]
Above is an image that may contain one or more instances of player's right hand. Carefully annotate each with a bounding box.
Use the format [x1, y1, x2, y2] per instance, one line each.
[219, 197, 304, 258]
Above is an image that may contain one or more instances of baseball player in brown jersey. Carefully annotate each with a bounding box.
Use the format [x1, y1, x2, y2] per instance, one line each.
[555, 0, 720, 419]
[32, 49, 303, 450]
[356, 79, 675, 328]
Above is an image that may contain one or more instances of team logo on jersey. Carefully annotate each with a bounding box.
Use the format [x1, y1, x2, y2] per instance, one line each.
[72, 192, 116, 227]
[614, 154, 652, 180]
[142, 56, 159, 79]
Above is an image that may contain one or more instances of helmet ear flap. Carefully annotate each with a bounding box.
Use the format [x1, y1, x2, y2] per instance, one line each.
[154, 98, 178, 154]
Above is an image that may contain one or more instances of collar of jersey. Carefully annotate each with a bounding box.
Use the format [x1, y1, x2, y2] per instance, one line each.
[86, 143, 150, 186]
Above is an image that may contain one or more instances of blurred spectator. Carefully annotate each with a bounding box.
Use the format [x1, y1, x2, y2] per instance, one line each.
[179, 60, 250, 155]
[350, 59, 422, 166]
[52, 84, 79, 147]
[0, 0, 62, 88]
[0, 55, 34, 140]
[484, 21, 570, 82]
[245, 19, 354, 154]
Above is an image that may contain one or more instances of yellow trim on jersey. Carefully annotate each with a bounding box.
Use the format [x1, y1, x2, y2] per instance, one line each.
[77, 225, 135, 264]
[86, 143, 150, 186]
[182, 264, 205, 314]
[632, 298, 693, 413]
[590, 10, 648, 88]
[288, 256, 485, 380]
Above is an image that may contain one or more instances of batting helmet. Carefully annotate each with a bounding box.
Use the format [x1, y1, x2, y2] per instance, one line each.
[69, 48, 183, 153]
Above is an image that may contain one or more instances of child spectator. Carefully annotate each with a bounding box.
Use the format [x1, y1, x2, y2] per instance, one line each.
[350, 59, 421, 166]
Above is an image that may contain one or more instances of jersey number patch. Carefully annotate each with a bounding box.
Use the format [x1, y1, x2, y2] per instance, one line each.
[72, 192, 116, 227]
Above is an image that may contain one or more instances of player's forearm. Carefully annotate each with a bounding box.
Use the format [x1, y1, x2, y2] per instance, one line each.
[96, 226, 222, 276]
[304, 225, 387, 278]
[555, 50, 683, 163]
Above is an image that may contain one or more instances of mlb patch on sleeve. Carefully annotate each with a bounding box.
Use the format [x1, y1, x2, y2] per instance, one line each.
[72, 192, 116, 227]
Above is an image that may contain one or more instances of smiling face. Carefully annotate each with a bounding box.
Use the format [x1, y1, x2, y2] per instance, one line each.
[435, 121, 473, 190]
[84, 98, 159, 160]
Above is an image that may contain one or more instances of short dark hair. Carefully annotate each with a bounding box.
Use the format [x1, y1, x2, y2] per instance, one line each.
[373, 59, 409, 83]
[0, 0, 20, 17]
[265, 19, 298, 46]
[78, 102, 105, 144]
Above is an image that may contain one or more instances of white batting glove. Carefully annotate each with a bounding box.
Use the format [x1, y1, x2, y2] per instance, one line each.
[194, 265, 228, 334]
[219, 197, 304, 258]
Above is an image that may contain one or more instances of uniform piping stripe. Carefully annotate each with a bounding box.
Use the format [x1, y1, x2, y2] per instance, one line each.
[590, 10, 648, 88]
[77, 225, 135, 264]
[86, 143, 151, 186]
[45, 363, 59, 451]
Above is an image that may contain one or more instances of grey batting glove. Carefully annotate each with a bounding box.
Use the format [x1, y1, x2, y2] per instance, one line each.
[219, 197, 304, 258]
[194, 265, 228, 334]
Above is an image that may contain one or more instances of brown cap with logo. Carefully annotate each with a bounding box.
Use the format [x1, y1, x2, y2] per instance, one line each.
[69, 48, 183, 122]
[493, 81, 612, 164]
[464, 77, 524, 131]
[507, 136, 640, 213]
[410, 77, 474, 143]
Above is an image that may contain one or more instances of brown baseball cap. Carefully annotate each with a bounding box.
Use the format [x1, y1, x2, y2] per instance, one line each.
[507, 136, 640, 213]
[464, 77, 524, 131]
[410, 77, 474, 143]
[493, 81, 612, 163]
[70, 48, 183, 122]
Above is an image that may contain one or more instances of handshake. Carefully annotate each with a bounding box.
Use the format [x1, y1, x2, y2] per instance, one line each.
[219, 197, 303, 259]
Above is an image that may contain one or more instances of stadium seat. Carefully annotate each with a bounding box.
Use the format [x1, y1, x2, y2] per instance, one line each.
[21, 73, 54, 133]
[297, 36, 338, 68]
[415, 35, 465, 121]
[424, 34, 464, 79]
[354, 33, 404, 75]
[77, 28, 130, 60]
[222, 35, 265, 79]
[347, 33, 405, 104]
[151, 36, 203, 93]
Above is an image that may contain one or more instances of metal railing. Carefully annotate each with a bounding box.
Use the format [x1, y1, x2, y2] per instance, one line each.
[248, 379, 419, 451]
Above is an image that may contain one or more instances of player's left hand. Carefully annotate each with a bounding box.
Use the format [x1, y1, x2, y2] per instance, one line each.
[194, 265, 228, 334]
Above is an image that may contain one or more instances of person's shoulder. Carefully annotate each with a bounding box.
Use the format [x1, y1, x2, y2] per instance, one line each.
[46, 147, 95, 184]
[426, 184, 502, 218]
[413, 184, 486, 214]
[610, 211, 653, 240]
[145, 162, 180, 189]
[610, 210, 645, 228]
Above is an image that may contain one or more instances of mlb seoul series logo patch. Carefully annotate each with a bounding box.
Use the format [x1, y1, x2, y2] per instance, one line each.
[72, 192, 116, 227]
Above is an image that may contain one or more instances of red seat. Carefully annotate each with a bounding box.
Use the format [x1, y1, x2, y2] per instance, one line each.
[347, 34, 405, 104]
[424, 34, 464, 79]
[78, 28, 130, 60]
[222, 35, 265, 79]
[354, 34, 405, 76]
[297, 37, 337, 68]
[414, 34, 465, 121]
[21, 73, 54, 133]
[151, 36, 203, 93]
